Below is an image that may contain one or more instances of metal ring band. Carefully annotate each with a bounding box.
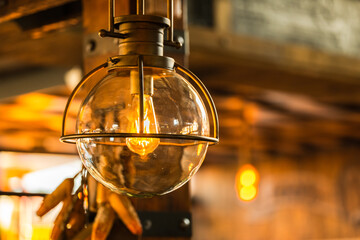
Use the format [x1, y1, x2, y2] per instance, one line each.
[61, 57, 219, 144]
[60, 133, 218, 144]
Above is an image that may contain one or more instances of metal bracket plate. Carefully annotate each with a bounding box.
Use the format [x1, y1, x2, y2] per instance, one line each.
[94, 211, 192, 239]
[84, 32, 119, 57]
[139, 211, 192, 237]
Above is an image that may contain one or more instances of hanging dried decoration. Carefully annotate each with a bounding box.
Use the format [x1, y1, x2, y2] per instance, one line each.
[36, 170, 143, 239]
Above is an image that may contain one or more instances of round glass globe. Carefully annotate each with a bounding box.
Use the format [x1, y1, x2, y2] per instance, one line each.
[76, 67, 210, 197]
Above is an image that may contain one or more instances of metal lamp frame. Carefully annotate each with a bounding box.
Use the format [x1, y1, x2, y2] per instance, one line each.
[60, 56, 219, 145]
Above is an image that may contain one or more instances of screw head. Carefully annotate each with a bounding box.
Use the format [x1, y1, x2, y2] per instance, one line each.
[143, 219, 152, 230]
[86, 39, 96, 53]
[180, 218, 191, 229]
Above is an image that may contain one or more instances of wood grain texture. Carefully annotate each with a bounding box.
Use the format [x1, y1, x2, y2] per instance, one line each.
[0, 22, 82, 71]
[0, 0, 79, 23]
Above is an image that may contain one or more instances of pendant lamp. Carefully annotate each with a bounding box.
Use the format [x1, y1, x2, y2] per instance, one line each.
[60, 0, 219, 197]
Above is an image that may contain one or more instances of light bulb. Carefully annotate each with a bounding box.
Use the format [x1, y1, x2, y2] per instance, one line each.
[126, 93, 160, 157]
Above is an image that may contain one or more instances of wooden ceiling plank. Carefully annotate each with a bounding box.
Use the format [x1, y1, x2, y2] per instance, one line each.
[0, 0, 79, 23]
[189, 26, 360, 84]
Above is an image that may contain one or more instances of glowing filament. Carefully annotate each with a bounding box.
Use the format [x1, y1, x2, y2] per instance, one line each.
[126, 94, 160, 156]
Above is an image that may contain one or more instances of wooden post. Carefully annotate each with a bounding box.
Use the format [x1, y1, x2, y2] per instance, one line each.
[132, 1, 191, 240]
[82, 0, 190, 239]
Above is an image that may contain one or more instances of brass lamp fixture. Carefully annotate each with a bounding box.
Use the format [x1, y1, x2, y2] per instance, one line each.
[60, 0, 219, 197]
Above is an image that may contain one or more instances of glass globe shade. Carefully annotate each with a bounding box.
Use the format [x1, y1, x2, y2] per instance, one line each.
[76, 67, 210, 197]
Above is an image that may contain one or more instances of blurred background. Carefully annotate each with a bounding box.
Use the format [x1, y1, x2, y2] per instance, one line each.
[1, 0, 360, 239]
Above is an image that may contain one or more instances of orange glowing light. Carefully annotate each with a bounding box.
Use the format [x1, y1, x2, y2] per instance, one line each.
[83, 185, 89, 210]
[239, 185, 257, 201]
[126, 94, 160, 157]
[240, 169, 257, 186]
[31, 225, 52, 239]
[236, 164, 259, 201]
[16, 93, 53, 111]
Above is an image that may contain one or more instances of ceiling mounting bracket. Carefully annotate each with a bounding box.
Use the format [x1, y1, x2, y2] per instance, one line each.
[138, 211, 192, 237]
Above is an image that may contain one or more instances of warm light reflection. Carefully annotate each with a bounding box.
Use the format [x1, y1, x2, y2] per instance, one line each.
[0, 152, 80, 239]
[240, 185, 257, 201]
[7, 107, 40, 121]
[16, 93, 52, 111]
[0, 196, 54, 240]
[240, 169, 257, 187]
[188, 163, 194, 172]
[236, 164, 259, 201]
[31, 225, 52, 240]
[83, 184, 89, 210]
[22, 161, 81, 193]
[0, 196, 14, 229]
[197, 144, 204, 156]
[47, 116, 63, 131]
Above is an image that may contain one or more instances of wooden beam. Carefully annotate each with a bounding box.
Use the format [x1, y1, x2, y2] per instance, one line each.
[81, 1, 191, 239]
[0, 21, 82, 72]
[132, 1, 191, 240]
[0, 0, 79, 23]
[189, 26, 360, 82]
[0, 68, 68, 99]
[189, 44, 360, 105]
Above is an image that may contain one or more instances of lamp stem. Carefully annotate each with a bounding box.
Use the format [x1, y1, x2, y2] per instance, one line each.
[109, 0, 114, 32]
[99, 0, 128, 39]
[164, 0, 182, 48]
[137, 0, 145, 15]
[138, 56, 145, 134]
[167, 0, 174, 42]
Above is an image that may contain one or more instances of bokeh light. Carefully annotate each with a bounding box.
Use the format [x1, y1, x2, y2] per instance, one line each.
[236, 164, 259, 201]
[239, 185, 257, 201]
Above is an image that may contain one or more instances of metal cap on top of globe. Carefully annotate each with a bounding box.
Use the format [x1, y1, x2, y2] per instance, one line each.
[60, 0, 219, 197]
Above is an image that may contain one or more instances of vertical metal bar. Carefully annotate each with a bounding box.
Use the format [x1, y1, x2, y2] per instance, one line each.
[137, 0, 145, 15]
[138, 56, 145, 134]
[167, 0, 174, 42]
[109, 0, 114, 32]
